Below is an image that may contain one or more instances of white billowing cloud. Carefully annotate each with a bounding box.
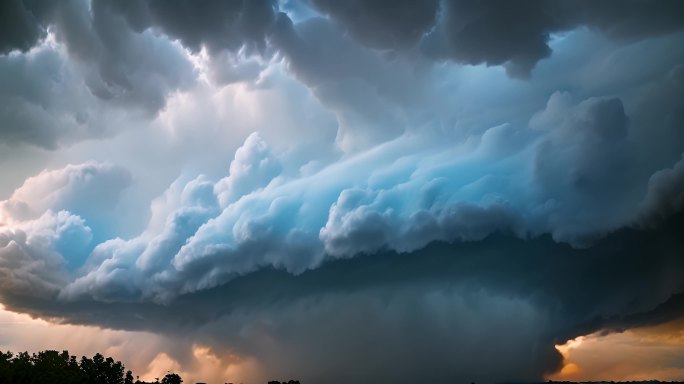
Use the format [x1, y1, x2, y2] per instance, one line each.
[50, 89, 676, 302]
[0, 161, 131, 296]
[0, 162, 131, 238]
[214, 132, 282, 207]
[0, 210, 91, 298]
[2, 58, 683, 304]
[320, 191, 521, 257]
[57, 174, 221, 303]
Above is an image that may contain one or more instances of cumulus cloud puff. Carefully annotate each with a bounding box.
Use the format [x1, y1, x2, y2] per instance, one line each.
[0, 161, 131, 294]
[0, 161, 131, 239]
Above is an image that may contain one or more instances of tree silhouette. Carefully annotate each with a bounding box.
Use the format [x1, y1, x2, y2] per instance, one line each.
[0, 349, 183, 384]
[125, 370, 134, 384]
[80, 352, 125, 384]
[161, 372, 183, 384]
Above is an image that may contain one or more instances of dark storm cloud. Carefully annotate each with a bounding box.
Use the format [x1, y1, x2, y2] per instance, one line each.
[424, 0, 564, 78]
[2, 211, 683, 383]
[56, 0, 196, 114]
[433, 0, 684, 77]
[0, 0, 278, 56]
[638, 154, 684, 226]
[0, 47, 83, 149]
[3, 0, 683, 149]
[531, 95, 633, 243]
[269, 14, 433, 150]
[308, 0, 684, 77]
[0, 0, 49, 54]
[105, 0, 277, 54]
[0, 0, 195, 148]
[0, 0, 282, 149]
[309, 0, 440, 50]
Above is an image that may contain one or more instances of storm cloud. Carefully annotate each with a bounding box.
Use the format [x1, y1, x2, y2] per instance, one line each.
[310, 0, 684, 77]
[1, 1, 684, 383]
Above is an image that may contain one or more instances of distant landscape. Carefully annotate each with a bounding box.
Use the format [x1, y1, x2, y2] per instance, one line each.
[1, 349, 682, 384]
[517, 382, 684, 384]
[511, 382, 684, 384]
[0, 349, 301, 384]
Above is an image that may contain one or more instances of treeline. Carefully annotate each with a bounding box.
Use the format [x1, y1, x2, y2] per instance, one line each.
[0, 350, 182, 384]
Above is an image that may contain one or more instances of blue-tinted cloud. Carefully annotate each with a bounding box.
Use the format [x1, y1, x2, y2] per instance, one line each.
[44, 87, 683, 302]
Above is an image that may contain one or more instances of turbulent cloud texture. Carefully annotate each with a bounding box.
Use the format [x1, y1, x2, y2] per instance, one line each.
[1, 1, 684, 383]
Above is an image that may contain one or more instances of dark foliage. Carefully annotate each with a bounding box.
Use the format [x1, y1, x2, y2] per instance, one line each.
[161, 373, 183, 384]
[0, 349, 182, 384]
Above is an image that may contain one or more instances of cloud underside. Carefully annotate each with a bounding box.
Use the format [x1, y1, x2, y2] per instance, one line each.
[3, 211, 684, 383]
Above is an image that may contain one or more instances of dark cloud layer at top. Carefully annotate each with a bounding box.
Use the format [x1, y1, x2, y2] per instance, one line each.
[53, 0, 196, 113]
[0, 0, 275, 56]
[0, 0, 196, 148]
[5, 0, 684, 79]
[310, 0, 440, 51]
[0, 0, 48, 54]
[313, 0, 684, 77]
[107, 0, 277, 54]
[2, 0, 684, 148]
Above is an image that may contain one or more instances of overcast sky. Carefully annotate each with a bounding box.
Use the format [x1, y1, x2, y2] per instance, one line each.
[1, 1, 684, 383]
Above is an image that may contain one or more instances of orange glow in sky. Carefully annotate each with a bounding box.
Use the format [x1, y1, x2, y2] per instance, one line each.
[3, 303, 684, 383]
[548, 318, 684, 382]
[0, 305, 261, 383]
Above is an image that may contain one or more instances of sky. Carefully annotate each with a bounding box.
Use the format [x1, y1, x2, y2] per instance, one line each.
[1, 0, 684, 383]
